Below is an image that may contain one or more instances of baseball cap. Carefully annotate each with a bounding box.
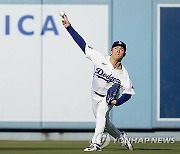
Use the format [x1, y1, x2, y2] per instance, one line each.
[111, 40, 126, 51]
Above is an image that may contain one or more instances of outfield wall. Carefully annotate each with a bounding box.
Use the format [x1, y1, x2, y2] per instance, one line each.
[0, 0, 180, 130]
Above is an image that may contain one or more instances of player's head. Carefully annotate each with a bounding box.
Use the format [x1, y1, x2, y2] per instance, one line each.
[110, 41, 126, 61]
[112, 41, 126, 51]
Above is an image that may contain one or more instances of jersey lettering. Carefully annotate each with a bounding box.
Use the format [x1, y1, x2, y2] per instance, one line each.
[94, 68, 121, 84]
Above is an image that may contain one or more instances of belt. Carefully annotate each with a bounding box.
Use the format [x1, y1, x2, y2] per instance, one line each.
[94, 91, 106, 97]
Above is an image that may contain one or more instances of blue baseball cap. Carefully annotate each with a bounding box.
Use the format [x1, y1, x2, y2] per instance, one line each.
[112, 41, 126, 51]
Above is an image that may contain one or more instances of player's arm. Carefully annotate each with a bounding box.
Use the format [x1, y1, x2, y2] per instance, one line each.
[106, 84, 132, 106]
[111, 94, 131, 106]
[110, 82, 135, 106]
[62, 16, 86, 53]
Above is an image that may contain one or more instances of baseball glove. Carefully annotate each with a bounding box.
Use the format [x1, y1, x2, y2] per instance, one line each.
[106, 84, 120, 105]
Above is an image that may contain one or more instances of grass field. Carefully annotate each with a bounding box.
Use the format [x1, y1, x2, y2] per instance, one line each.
[0, 141, 180, 154]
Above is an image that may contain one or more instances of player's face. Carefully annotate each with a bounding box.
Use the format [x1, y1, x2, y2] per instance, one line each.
[111, 46, 125, 61]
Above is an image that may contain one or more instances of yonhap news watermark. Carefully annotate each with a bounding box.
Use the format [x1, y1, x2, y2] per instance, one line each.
[100, 133, 176, 148]
[119, 137, 175, 144]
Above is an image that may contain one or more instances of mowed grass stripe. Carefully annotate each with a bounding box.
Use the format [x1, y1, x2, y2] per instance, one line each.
[0, 141, 179, 154]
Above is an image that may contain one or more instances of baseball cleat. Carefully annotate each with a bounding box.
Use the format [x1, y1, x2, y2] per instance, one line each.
[84, 143, 102, 151]
[119, 132, 133, 150]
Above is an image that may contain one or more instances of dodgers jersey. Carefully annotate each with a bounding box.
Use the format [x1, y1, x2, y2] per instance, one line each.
[85, 45, 135, 96]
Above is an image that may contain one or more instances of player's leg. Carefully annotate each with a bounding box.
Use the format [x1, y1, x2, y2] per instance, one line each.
[91, 90, 106, 118]
[105, 111, 133, 150]
[84, 94, 108, 151]
[105, 108, 122, 139]
[92, 98, 109, 145]
[119, 132, 134, 150]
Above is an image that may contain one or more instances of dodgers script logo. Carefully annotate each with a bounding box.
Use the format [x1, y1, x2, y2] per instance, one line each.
[94, 68, 121, 84]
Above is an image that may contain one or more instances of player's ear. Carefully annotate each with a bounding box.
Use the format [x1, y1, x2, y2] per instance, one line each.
[124, 52, 126, 57]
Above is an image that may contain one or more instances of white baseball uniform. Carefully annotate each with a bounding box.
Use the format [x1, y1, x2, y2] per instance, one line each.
[64, 23, 135, 146]
[85, 45, 135, 145]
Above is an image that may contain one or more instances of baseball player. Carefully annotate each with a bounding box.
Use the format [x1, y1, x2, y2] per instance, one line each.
[61, 14, 135, 151]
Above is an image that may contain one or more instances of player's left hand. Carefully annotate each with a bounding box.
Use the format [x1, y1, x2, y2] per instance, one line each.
[106, 84, 120, 105]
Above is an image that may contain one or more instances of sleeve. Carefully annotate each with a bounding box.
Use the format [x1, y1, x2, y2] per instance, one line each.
[122, 80, 135, 95]
[66, 25, 86, 53]
[66, 25, 104, 63]
[115, 72, 135, 106]
[85, 44, 105, 63]
[115, 94, 132, 106]
[121, 68, 135, 95]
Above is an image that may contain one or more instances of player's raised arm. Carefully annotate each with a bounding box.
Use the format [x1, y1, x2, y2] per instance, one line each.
[61, 14, 86, 53]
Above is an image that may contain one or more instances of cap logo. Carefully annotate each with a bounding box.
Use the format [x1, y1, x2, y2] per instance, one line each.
[112, 40, 126, 51]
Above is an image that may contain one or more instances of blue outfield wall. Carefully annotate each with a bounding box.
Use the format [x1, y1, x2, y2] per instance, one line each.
[152, 0, 180, 128]
[112, 0, 180, 129]
[111, 0, 152, 129]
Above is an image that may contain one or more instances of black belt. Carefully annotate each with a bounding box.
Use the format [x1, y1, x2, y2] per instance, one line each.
[94, 91, 106, 97]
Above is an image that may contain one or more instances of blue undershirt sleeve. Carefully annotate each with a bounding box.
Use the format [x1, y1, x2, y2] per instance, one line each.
[115, 94, 132, 106]
[66, 25, 86, 53]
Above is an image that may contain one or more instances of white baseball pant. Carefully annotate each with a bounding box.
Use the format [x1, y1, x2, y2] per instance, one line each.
[91, 90, 122, 144]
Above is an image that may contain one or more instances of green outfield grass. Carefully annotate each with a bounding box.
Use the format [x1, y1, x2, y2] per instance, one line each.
[0, 141, 179, 154]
